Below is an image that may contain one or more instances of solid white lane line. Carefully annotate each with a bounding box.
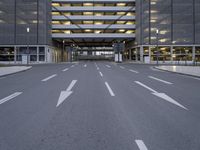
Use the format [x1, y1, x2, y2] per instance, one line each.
[135, 81, 188, 110]
[0, 92, 22, 105]
[66, 80, 77, 92]
[105, 82, 115, 96]
[106, 65, 111, 68]
[99, 71, 103, 77]
[62, 68, 69, 72]
[56, 80, 77, 107]
[120, 66, 125, 69]
[135, 140, 148, 150]
[129, 69, 139, 74]
[148, 76, 173, 85]
[135, 81, 158, 93]
[42, 74, 57, 82]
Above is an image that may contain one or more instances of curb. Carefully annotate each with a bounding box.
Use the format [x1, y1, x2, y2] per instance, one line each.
[0, 66, 32, 77]
[154, 66, 200, 79]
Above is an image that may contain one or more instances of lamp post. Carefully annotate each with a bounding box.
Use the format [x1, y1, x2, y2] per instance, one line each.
[27, 27, 30, 65]
[156, 29, 159, 65]
[62, 40, 65, 62]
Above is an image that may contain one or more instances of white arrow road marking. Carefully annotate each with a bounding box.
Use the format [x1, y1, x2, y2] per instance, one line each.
[62, 68, 69, 72]
[106, 65, 111, 68]
[135, 81, 188, 110]
[105, 82, 115, 96]
[135, 140, 148, 150]
[56, 80, 77, 107]
[120, 66, 125, 69]
[0, 92, 22, 105]
[148, 76, 173, 85]
[129, 69, 139, 74]
[42, 74, 57, 82]
[99, 71, 103, 77]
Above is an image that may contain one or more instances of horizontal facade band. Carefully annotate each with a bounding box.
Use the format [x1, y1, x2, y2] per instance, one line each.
[52, 15, 135, 21]
[52, 24, 135, 30]
[52, 6, 135, 12]
[52, 0, 135, 3]
[52, 33, 135, 39]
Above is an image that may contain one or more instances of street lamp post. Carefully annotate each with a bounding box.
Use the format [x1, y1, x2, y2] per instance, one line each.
[62, 40, 65, 62]
[27, 27, 30, 66]
[156, 29, 159, 65]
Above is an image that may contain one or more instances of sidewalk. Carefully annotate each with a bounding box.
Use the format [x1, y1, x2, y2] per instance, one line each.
[0, 66, 32, 77]
[155, 66, 200, 77]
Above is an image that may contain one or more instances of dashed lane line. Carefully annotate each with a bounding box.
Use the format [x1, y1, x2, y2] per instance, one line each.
[105, 82, 115, 96]
[135, 140, 148, 150]
[41, 74, 57, 82]
[148, 76, 173, 85]
[0, 92, 23, 105]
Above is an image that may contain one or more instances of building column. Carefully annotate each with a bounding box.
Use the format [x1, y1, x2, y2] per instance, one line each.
[149, 46, 151, 63]
[140, 46, 144, 62]
[135, 48, 138, 61]
[192, 46, 196, 65]
[37, 46, 39, 63]
[170, 46, 173, 63]
[129, 49, 132, 61]
[14, 46, 17, 64]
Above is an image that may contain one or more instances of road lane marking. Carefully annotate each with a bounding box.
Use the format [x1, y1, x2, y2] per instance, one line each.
[66, 80, 77, 92]
[105, 82, 115, 96]
[148, 76, 173, 85]
[106, 65, 111, 68]
[42, 74, 57, 82]
[0, 77, 6, 80]
[97, 67, 100, 70]
[129, 69, 139, 74]
[135, 140, 148, 150]
[84, 64, 87, 67]
[62, 68, 69, 72]
[71, 65, 74, 68]
[56, 80, 77, 107]
[135, 81, 188, 110]
[150, 66, 165, 72]
[120, 66, 125, 69]
[135, 81, 157, 93]
[99, 71, 103, 77]
[0, 92, 22, 105]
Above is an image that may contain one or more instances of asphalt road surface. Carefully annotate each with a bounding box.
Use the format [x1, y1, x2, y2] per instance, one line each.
[0, 61, 200, 150]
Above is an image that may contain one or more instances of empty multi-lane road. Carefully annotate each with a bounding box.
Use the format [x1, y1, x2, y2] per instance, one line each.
[0, 61, 200, 150]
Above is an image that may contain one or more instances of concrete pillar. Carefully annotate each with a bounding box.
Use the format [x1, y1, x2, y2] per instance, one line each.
[192, 46, 196, 65]
[14, 46, 17, 64]
[129, 49, 132, 60]
[37, 46, 39, 63]
[135, 48, 138, 61]
[170, 46, 173, 63]
[149, 46, 151, 63]
[140, 46, 144, 62]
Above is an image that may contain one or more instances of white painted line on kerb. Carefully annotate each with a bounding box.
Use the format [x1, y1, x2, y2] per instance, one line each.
[0, 92, 22, 105]
[120, 66, 125, 69]
[105, 82, 115, 96]
[148, 76, 173, 85]
[62, 68, 69, 72]
[99, 71, 103, 77]
[42, 74, 57, 82]
[106, 65, 111, 68]
[129, 69, 139, 74]
[135, 140, 148, 150]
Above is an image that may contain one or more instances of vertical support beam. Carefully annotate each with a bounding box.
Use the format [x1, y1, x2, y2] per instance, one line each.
[140, 46, 144, 62]
[129, 49, 132, 61]
[135, 47, 138, 61]
[37, 46, 39, 62]
[170, 45, 173, 63]
[14, 46, 17, 64]
[192, 46, 196, 65]
[149, 46, 151, 63]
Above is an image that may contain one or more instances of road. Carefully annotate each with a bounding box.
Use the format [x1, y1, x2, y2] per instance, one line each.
[0, 61, 200, 150]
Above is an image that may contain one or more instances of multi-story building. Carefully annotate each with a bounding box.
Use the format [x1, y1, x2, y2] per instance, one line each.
[0, 0, 53, 63]
[51, 0, 136, 60]
[135, 0, 200, 64]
